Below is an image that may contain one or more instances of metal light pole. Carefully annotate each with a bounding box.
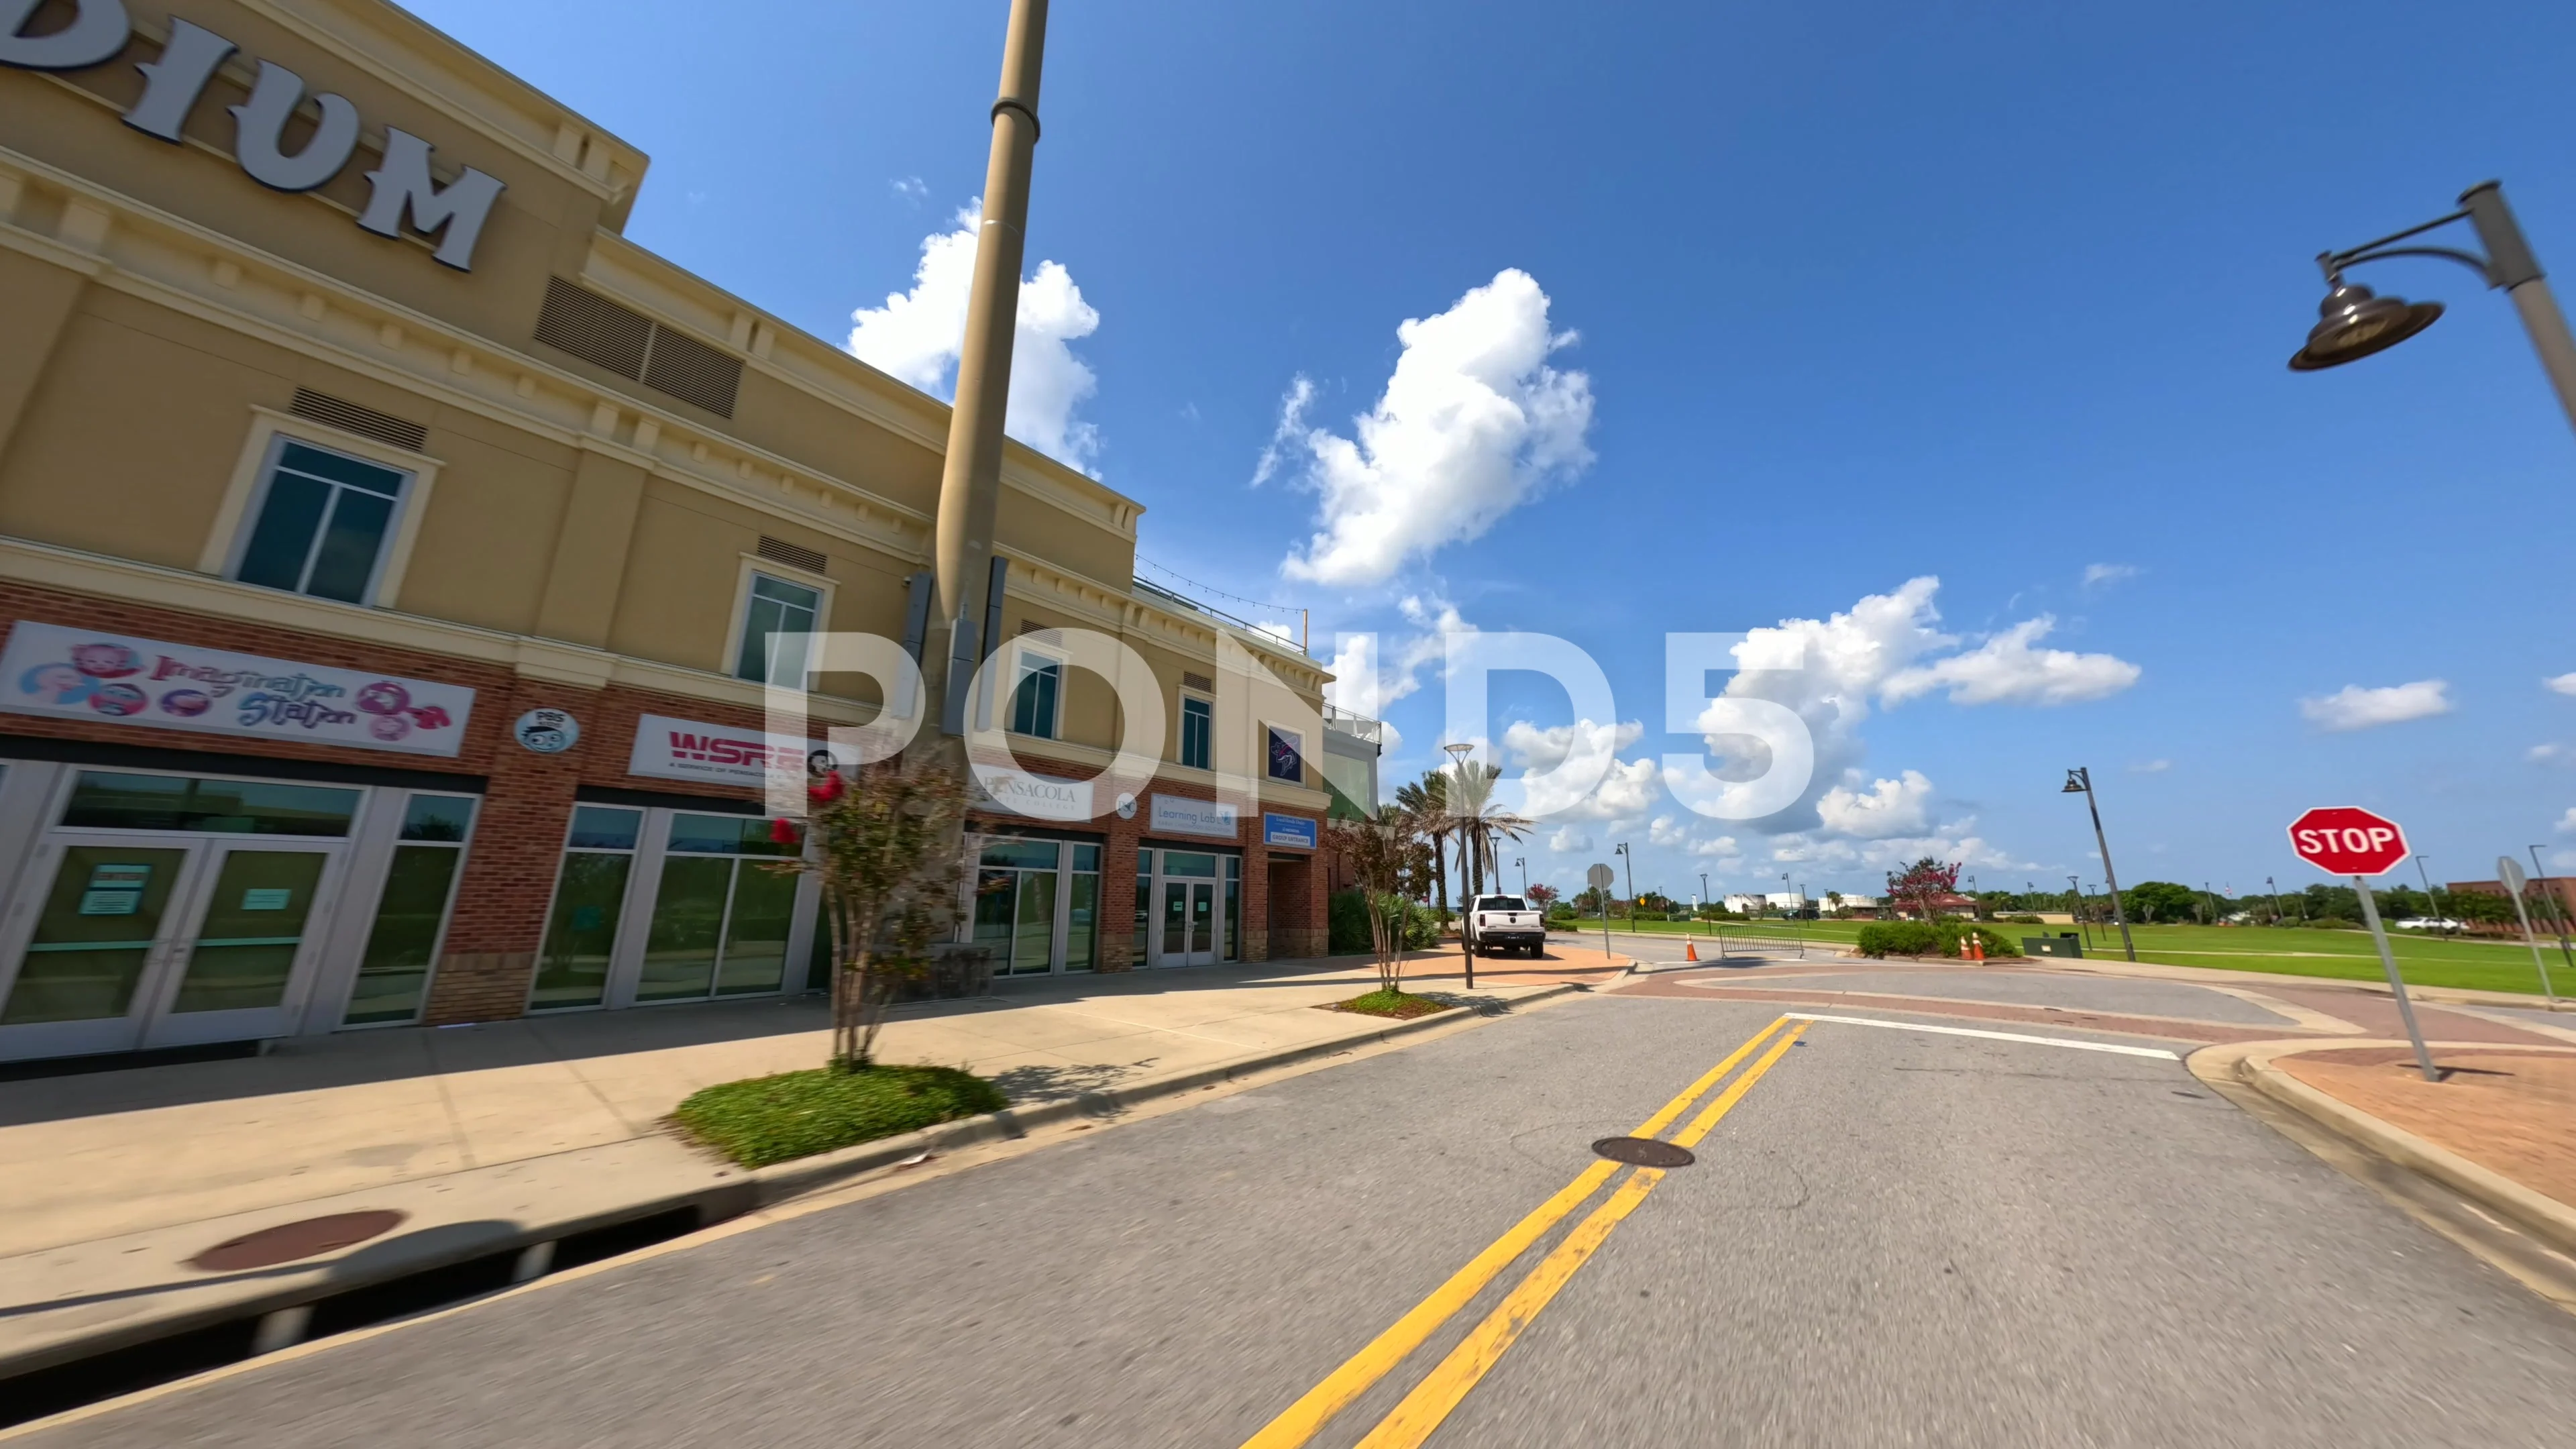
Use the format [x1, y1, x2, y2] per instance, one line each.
[2266, 875, 2284, 926]
[2292, 181, 2576, 443]
[2063, 768, 2137, 961]
[2068, 875, 2090, 948]
[1699, 871, 1711, 938]
[1616, 843, 1635, 926]
[2498, 856, 2559, 1006]
[2412, 855, 2450, 935]
[2529, 845, 2576, 979]
[921, 0, 1051, 752]
[1515, 857, 1527, 894]
[1444, 742, 1474, 988]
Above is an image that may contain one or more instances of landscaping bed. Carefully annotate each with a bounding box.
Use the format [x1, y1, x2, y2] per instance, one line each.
[1324, 989, 1456, 1020]
[674, 1065, 1008, 1168]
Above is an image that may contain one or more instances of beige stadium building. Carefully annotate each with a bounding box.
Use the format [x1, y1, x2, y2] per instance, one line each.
[0, 0, 1381, 1066]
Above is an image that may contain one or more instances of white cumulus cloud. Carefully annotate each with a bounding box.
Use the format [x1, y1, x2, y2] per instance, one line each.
[2083, 562, 2140, 590]
[2300, 680, 2453, 732]
[1815, 771, 1935, 839]
[1251, 376, 1314, 487]
[2546, 672, 2576, 697]
[1548, 826, 1595, 853]
[847, 202, 1103, 471]
[1881, 616, 2141, 706]
[1278, 270, 1595, 586]
[2557, 808, 2576, 835]
[1709, 577, 2138, 835]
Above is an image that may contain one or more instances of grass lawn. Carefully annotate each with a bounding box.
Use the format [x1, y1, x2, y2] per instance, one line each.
[1328, 989, 1455, 1020]
[674, 1065, 1008, 1169]
[1575, 917, 2572, 997]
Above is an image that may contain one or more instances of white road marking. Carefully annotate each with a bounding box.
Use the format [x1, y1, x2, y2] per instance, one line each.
[1784, 1012, 2181, 1060]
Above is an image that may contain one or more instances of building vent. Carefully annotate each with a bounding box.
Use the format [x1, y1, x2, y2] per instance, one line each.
[641, 328, 742, 417]
[755, 535, 828, 576]
[1017, 618, 1050, 637]
[288, 388, 428, 453]
[533, 278, 742, 419]
[1181, 671, 1215, 692]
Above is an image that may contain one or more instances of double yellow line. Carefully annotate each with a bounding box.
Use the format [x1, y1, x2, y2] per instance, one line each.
[1241, 1015, 1811, 1449]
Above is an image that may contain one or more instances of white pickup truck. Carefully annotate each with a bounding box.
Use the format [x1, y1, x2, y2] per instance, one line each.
[1463, 894, 1548, 959]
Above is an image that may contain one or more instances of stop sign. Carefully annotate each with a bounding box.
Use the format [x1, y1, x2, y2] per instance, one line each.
[2288, 806, 2410, 876]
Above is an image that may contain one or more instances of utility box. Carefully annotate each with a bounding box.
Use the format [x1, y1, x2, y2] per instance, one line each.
[2023, 933, 2084, 959]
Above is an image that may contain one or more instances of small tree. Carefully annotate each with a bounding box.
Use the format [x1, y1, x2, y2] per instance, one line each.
[779, 758, 968, 1073]
[1885, 857, 1961, 922]
[1326, 809, 1436, 994]
[1525, 882, 1560, 913]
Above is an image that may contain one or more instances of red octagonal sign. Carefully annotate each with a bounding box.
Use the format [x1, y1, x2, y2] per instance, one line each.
[2288, 806, 2410, 877]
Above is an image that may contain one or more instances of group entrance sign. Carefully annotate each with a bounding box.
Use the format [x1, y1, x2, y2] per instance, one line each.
[2286, 806, 2439, 1081]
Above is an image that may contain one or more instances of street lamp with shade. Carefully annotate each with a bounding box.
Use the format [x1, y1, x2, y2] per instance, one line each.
[2063, 767, 2138, 962]
[2291, 181, 2576, 441]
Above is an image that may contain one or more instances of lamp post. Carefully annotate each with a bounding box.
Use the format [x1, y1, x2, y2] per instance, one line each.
[2292, 181, 2576, 442]
[2064, 768, 2137, 961]
[1699, 871, 1711, 938]
[2067, 874, 2089, 947]
[1443, 742, 1474, 988]
[2266, 875, 2285, 926]
[920, 0, 1051, 753]
[1615, 843, 1634, 926]
[2529, 845, 2576, 979]
[1515, 856, 1527, 894]
[2412, 855, 2451, 935]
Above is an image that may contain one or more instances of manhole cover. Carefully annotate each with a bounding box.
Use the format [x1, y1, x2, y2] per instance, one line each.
[1591, 1136, 1695, 1169]
[189, 1210, 407, 1272]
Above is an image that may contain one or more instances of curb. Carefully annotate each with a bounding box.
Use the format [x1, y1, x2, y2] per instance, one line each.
[0, 981, 1585, 1394]
[749, 981, 1585, 1203]
[2189, 1038, 2576, 1260]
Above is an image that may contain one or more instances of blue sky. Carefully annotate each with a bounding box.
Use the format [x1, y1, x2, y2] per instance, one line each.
[409, 0, 2576, 903]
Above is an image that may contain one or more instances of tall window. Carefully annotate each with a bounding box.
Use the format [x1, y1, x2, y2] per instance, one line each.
[345, 794, 477, 1026]
[735, 572, 823, 684]
[233, 439, 409, 604]
[531, 806, 641, 1011]
[1180, 696, 1213, 771]
[1011, 651, 1062, 738]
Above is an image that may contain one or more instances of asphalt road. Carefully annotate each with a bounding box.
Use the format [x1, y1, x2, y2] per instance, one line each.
[32, 987, 2576, 1447]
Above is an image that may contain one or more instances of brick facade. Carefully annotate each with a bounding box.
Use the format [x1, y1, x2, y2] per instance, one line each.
[3, 588, 1333, 1036]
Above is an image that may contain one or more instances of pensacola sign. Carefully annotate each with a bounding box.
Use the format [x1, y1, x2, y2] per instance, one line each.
[1, 1, 507, 270]
[628, 713, 853, 789]
[0, 620, 474, 755]
[1262, 812, 1318, 851]
[972, 769, 1095, 823]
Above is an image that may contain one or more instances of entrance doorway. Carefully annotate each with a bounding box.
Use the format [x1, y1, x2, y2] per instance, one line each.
[971, 837, 1102, 976]
[1138, 848, 1240, 968]
[1, 821, 347, 1061]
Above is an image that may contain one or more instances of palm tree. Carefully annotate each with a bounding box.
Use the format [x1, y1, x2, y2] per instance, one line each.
[1447, 762, 1532, 913]
[1393, 770, 1454, 932]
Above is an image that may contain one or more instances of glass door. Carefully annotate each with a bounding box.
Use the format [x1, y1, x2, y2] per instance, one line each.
[144, 845, 339, 1048]
[0, 837, 199, 1060]
[1150, 851, 1222, 967]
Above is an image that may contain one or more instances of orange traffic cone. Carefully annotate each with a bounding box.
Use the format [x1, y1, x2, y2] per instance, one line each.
[1685, 939, 1699, 962]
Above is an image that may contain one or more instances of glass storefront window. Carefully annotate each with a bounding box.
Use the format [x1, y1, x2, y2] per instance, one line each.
[1133, 850, 1152, 965]
[566, 805, 642, 850]
[60, 771, 360, 837]
[346, 794, 477, 1026]
[1226, 857, 1242, 960]
[531, 808, 641, 1010]
[639, 814, 802, 1004]
[1163, 851, 1217, 878]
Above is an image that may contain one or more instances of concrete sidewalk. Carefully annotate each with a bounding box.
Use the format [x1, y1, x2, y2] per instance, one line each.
[0, 947, 1619, 1388]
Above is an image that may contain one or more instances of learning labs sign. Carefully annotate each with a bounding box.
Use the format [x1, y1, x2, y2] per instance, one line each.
[0, 621, 474, 755]
[1150, 794, 1239, 839]
[628, 713, 854, 790]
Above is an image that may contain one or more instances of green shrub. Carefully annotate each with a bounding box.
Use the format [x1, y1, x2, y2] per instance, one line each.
[674, 1065, 1008, 1168]
[1328, 890, 1373, 955]
[1856, 920, 2023, 959]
